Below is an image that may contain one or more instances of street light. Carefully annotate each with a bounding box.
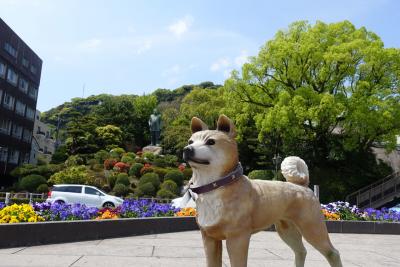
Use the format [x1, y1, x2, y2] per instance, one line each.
[272, 153, 282, 180]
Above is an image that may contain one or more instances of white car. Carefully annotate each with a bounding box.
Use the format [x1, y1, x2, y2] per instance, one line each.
[47, 184, 124, 208]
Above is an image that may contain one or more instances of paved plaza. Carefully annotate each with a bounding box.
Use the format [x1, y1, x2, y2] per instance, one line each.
[0, 230, 398, 267]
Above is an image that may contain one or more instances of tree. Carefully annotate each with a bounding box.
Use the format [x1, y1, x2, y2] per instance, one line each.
[224, 20, 400, 201]
[95, 125, 123, 150]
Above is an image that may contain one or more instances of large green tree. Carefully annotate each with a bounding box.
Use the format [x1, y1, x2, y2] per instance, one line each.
[224, 21, 399, 201]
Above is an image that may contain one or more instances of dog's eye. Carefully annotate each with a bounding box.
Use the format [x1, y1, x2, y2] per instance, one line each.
[205, 139, 215, 145]
[188, 140, 193, 145]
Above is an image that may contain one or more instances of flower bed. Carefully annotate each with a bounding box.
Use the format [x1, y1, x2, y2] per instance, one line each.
[1, 200, 399, 224]
[321, 201, 400, 222]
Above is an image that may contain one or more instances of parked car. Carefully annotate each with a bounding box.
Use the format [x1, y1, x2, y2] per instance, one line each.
[47, 184, 124, 208]
[389, 204, 400, 213]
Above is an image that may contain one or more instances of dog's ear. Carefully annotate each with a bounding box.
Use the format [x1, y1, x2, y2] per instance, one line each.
[217, 115, 236, 138]
[191, 117, 208, 133]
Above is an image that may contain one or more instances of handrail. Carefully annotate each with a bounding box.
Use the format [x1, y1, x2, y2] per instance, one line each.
[347, 171, 400, 197]
[346, 171, 400, 208]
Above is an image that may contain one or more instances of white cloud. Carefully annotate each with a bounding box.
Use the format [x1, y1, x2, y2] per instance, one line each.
[78, 38, 102, 50]
[136, 40, 152, 55]
[168, 15, 194, 38]
[234, 50, 249, 67]
[210, 58, 231, 72]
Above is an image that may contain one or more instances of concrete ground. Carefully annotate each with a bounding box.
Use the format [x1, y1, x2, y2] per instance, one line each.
[0, 231, 399, 267]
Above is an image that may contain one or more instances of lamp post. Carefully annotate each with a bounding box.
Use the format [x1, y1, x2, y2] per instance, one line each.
[272, 153, 282, 180]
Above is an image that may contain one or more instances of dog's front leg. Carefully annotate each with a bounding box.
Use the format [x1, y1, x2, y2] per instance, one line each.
[226, 232, 251, 267]
[201, 230, 222, 267]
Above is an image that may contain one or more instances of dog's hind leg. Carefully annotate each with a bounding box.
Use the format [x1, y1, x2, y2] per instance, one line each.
[293, 211, 343, 267]
[226, 232, 251, 267]
[275, 220, 307, 267]
[201, 230, 223, 267]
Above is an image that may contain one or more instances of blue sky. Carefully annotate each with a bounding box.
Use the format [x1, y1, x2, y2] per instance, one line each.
[0, 0, 399, 111]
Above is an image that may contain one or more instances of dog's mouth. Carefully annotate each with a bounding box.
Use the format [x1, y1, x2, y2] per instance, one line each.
[188, 157, 210, 165]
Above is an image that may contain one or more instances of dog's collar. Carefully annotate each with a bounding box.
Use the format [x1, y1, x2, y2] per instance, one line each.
[189, 163, 243, 195]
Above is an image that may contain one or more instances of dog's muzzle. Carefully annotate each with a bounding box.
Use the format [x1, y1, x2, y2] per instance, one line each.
[183, 146, 209, 165]
[183, 146, 195, 162]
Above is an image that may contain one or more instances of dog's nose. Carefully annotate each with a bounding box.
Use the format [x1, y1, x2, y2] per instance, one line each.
[183, 146, 194, 161]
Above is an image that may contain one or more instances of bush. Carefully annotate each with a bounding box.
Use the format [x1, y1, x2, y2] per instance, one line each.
[36, 184, 49, 193]
[49, 166, 96, 185]
[113, 183, 129, 197]
[65, 155, 84, 167]
[121, 155, 135, 164]
[153, 167, 169, 180]
[142, 152, 156, 161]
[164, 154, 178, 167]
[102, 184, 111, 192]
[110, 147, 125, 159]
[108, 174, 117, 188]
[113, 162, 130, 173]
[164, 170, 184, 186]
[129, 163, 144, 177]
[153, 157, 167, 167]
[125, 152, 136, 158]
[182, 168, 193, 180]
[156, 189, 176, 199]
[160, 180, 179, 195]
[140, 165, 154, 175]
[138, 182, 156, 196]
[104, 159, 117, 170]
[19, 175, 47, 192]
[116, 173, 130, 186]
[94, 150, 110, 164]
[139, 173, 160, 189]
[248, 170, 275, 180]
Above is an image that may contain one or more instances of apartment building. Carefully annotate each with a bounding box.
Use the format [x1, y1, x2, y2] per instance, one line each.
[30, 110, 55, 164]
[0, 18, 42, 181]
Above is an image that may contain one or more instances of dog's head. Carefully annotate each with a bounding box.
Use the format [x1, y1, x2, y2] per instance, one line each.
[183, 115, 239, 174]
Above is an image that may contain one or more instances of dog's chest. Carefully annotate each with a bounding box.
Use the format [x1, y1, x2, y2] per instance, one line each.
[196, 193, 224, 228]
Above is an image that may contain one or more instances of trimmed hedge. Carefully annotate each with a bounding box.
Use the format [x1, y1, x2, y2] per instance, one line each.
[19, 175, 47, 192]
[139, 173, 160, 189]
[129, 163, 144, 177]
[116, 173, 130, 186]
[164, 170, 184, 186]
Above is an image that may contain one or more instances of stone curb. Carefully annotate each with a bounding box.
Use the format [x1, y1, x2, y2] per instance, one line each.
[0, 217, 399, 248]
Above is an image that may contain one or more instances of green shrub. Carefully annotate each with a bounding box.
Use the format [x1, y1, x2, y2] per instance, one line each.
[163, 154, 178, 167]
[164, 170, 184, 186]
[142, 152, 155, 161]
[19, 175, 47, 192]
[121, 155, 135, 164]
[94, 150, 110, 164]
[248, 170, 275, 180]
[108, 174, 117, 188]
[36, 184, 49, 193]
[65, 155, 84, 167]
[110, 147, 125, 159]
[113, 183, 129, 196]
[129, 163, 144, 177]
[182, 168, 193, 180]
[116, 173, 130, 186]
[153, 157, 167, 167]
[139, 173, 160, 189]
[140, 166, 154, 175]
[125, 152, 136, 158]
[160, 180, 179, 195]
[153, 167, 169, 180]
[138, 182, 156, 196]
[134, 157, 146, 164]
[49, 166, 96, 185]
[156, 189, 176, 199]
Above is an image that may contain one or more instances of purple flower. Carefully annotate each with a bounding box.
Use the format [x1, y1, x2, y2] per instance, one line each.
[0, 202, 5, 210]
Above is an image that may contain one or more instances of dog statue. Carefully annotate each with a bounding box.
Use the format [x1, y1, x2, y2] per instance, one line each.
[182, 115, 343, 267]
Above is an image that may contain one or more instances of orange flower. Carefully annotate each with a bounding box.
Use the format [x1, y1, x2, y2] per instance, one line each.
[175, 207, 197, 217]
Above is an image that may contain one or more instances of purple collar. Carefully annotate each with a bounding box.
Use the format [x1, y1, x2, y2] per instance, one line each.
[189, 163, 243, 195]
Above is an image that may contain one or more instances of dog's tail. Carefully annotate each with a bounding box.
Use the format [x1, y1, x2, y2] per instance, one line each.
[280, 156, 309, 187]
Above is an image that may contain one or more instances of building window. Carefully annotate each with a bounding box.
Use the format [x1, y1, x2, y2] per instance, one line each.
[26, 106, 35, 120]
[22, 58, 29, 68]
[12, 124, 23, 140]
[0, 147, 8, 162]
[15, 100, 26, 116]
[6, 68, 18, 86]
[0, 61, 6, 79]
[19, 78, 29, 94]
[28, 86, 38, 100]
[30, 65, 37, 74]
[22, 128, 32, 143]
[23, 152, 30, 164]
[4, 42, 17, 58]
[0, 119, 12, 135]
[3, 92, 15, 110]
[8, 149, 19, 164]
